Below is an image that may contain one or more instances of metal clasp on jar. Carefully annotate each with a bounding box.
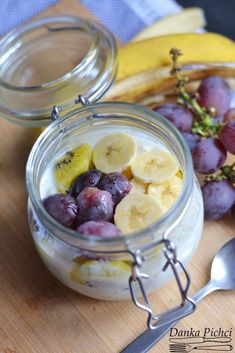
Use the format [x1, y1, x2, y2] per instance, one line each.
[128, 237, 196, 330]
[51, 94, 91, 120]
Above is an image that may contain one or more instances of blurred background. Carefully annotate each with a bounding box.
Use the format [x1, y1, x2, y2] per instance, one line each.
[177, 0, 235, 39]
[0, 0, 234, 40]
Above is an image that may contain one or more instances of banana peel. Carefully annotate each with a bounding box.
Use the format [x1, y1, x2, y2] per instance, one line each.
[132, 8, 206, 42]
[107, 64, 235, 103]
[117, 33, 235, 81]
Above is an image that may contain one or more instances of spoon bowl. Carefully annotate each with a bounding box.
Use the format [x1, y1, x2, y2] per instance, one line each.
[211, 237, 235, 290]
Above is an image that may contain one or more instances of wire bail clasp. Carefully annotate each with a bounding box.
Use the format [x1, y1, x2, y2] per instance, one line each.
[128, 238, 196, 330]
[51, 94, 91, 121]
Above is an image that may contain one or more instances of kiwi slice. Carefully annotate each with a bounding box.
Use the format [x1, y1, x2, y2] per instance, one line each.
[54, 144, 93, 193]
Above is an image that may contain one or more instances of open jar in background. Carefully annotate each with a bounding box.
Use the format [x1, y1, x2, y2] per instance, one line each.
[0, 16, 203, 328]
[0, 16, 117, 126]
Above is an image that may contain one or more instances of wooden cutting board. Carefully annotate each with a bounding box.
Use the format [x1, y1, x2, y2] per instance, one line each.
[0, 1, 234, 352]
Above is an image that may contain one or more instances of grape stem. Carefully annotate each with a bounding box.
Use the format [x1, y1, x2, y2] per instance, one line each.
[205, 163, 235, 184]
[169, 48, 223, 137]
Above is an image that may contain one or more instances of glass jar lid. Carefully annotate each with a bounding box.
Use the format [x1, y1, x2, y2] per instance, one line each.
[0, 16, 117, 126]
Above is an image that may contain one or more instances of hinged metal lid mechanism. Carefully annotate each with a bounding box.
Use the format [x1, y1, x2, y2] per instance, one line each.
[0, 16, 117, 127]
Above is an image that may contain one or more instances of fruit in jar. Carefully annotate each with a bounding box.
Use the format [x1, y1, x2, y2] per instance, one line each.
[54, 144, 93, 192]
[192, 138, 227, 174]
[219, 122, 235, 155]
[76, 187, 114, 225]
[176, 169, 183, 179]
[130, 178, 148, 194]
[114, 193, 163, 233]
[70, 169, 102, 198]
[202, 180, 235, 220]
[69, 259, 131, 284]
[43, 194, 77, 228]
[182, 132, 201, 152]
[77, 221, 122, 237]
[98, 172, 132, 205]
[131, 150, 179, 183]
[93, 133, 137, 173]
[148, 176, 183, 212]
[197, 76, 231, 115]
[122, 167, 133, 180]
[154, 104, 193, 132]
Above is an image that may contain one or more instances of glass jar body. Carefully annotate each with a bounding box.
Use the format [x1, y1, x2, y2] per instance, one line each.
[28, 179, 203, 300]
[26, 102, 204, 300]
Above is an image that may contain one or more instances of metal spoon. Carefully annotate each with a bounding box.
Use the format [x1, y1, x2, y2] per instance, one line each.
[121, 237, 235, 353]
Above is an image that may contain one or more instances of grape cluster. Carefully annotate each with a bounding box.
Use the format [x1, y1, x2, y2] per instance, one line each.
[43, 170, 132, 236]
[154, 75, 235, 221]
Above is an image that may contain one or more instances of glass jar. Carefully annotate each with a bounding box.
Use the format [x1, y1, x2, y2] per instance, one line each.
[2, 15, 204, 327]
[26, 102, 203, 306]
[0, 16, 117, 126]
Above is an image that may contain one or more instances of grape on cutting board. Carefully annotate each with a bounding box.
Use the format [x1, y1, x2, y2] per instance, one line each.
[148, 48, 235, 221]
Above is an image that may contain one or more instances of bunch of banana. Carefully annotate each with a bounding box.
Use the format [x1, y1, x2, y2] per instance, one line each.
[131, 8, 206, 42]
[106, 32, 235, 104]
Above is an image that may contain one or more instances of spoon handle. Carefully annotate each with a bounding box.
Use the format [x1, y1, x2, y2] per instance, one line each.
[120, 281, 217, 353]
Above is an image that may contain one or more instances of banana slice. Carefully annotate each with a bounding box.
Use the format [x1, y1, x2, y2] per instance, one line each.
[148, 176, 183, 212]
[93, 133, 137, 173]
[131, 150, 179, 183]
[114, 193, 163, 234]
[69, 260, 130, 284]
[130, 178, 148, 194]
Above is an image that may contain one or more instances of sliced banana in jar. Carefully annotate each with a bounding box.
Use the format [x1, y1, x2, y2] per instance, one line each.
[130, 178, 148, 194]
[54, 144, 93, 192]
[131, 150, 179, 183]
[69, 260, 131, 284]
[148, 175, 183, 212]
[93, 133, 137, 173]
[114, 193, 163, 234]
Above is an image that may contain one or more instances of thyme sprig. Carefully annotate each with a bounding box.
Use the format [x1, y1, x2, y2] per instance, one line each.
[205, 163, 235, 184]
[169, 48, 223, 137]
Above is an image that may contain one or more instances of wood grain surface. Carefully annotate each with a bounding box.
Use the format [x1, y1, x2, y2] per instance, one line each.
[0, 1, 234, 353]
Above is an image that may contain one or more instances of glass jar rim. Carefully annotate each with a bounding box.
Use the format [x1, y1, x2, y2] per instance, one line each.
[26, 102, 194, 250]
[0, 16, 101, 91]
[0, 16, 117, 125]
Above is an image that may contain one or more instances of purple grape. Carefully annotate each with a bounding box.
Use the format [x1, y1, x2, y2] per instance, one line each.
[192, 137, 227, 174]
[225, 108, 235, 122]
[70, 169, 102, 198]
[198, 76, 231, 115]
[213, 115, 225, 124]
[231, 204, 235, 222]
[202, 180, 235, 220]
[154, 104, 193, 132]
[220, 121, 235, 155]
[76, 187, 114, 225]
[43, 194, 77, 228]
[98, 173, 131, 205]
[182, 132, 201, 152]
[77, 220, 122, 237]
